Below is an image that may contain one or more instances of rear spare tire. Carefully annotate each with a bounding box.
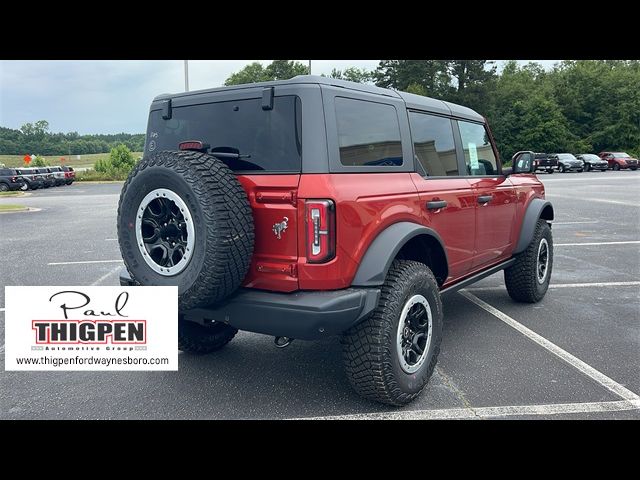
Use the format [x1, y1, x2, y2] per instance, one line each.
[117, 150, 254, 310]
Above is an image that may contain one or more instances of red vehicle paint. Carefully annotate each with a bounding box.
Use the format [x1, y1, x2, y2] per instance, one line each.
[236, 169, 544, 293]
[599, 151, 639, 171]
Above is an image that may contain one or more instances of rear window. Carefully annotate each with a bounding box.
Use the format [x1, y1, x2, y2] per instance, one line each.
[335, 97, 402, 167]
[146, 96, 302, 173]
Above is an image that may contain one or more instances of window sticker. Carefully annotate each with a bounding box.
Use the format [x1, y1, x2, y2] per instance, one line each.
[468, 142, 479, 168]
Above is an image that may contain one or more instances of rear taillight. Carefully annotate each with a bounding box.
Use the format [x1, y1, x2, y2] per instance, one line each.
[305, 199, 335, 263]
[11, 176, 18, 182]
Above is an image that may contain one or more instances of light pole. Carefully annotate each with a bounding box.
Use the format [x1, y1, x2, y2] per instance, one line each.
[308, 60, 311, 75]
[184, 60, 190, 92]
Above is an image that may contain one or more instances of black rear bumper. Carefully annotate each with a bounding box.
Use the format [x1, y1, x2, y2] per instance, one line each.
[119, 269, 380, 340]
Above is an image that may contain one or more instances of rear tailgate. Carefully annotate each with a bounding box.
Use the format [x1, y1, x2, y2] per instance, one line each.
[238, 174, 300, 292]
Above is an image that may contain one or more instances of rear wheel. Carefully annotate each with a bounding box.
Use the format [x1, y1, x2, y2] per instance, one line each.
[504, 219, 553, 303]
[341, 260, 443, 406]
[585, 163, 591, 172]
[0, 183, 8, 192]
[546, 169, 554, 174]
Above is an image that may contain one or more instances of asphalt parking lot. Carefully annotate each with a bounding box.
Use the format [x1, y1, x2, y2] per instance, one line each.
[1, 172, 639, 420]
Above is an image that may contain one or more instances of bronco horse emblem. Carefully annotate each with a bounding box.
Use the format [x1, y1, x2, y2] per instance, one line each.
[272, 217, 289, 240]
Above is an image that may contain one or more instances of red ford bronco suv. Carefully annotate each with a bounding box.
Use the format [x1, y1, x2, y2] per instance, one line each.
[117, 76, 554, 406]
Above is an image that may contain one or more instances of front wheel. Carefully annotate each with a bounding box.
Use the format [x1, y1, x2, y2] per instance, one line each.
[631, 168, 638, 171]
[613, 164, 620, 171]
[504, 219, 553, 303]
[0, 183, 9, 192]
[341, 260, 443, 406]
[585, 163, 591, 172]
[577, 169, 583, 173]
[546, 169, 554, 174]
[560, 165, 566, 173]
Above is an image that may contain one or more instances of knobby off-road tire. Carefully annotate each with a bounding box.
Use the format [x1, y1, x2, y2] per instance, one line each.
[504, 219, 553, 303]
[178, 319, 238, 354]
[341, 260, 443, 406]
[117, 150, 254, 310]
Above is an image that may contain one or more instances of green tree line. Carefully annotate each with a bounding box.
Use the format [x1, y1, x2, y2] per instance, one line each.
[226, 59, 640, 159]
[0, 120, 145, 155]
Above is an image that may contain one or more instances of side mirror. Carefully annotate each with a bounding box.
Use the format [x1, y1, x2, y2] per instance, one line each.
[509, 151, 535, 175]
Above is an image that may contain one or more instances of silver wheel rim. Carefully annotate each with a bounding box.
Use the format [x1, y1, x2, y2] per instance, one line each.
[396, 294, 433, 374]
[135, 188, 195, 276]
[536, 238, 549, 284]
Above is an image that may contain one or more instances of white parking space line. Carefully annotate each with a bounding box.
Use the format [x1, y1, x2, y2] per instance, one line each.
[467, 281, 640, 292]
[90, 265, 124, 286]
[545, 193, 639, 207]
[555, 241, 640, 247]
[0, 307, 4, 312]
[553, 221, 599, 225]
[459, 291, 640, 402]
[105, 238, 118, 241]
[297, 399, 640, 420]
[48, 260, 123, 266]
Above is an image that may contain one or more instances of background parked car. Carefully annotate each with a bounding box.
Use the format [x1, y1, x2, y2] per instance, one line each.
[599, 151, 639, 171]
[61, 166, 76, 185]
[0, 167, 26, 192]
[576, 154, 608, 172]
[48, 166, 67, 186]
[34, 167, 56, 188]
[533, 152, 559, 174]
[554, 153, 584, 173]
[15, 167, 44, 190]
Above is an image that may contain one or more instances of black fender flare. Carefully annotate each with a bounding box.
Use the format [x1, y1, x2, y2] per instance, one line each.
[514, 198, 554, 254]
[351, 222, 448, 287]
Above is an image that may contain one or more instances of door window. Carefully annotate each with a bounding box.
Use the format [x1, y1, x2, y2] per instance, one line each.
[458, 121, 498, 176]
[408, 112, 458, 176]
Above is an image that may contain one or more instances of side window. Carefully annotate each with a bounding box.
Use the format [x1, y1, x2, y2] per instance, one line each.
[408, 112, 458, 176]
[335, 97, 402, 167]
[457, 121, 498, 176]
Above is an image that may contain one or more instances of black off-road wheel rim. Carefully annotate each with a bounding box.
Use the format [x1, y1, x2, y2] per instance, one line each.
[536, 238, 550, 284]
[396, 294, 433, 374]
[135, 188, 195, 276]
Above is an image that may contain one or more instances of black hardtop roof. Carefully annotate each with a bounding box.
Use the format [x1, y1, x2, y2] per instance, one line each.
[153, 75, 484, 122]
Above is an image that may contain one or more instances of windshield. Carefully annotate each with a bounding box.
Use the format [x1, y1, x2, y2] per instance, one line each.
[612, 152, 630, 158]
[582, 154, 601, 161]
[557, 154, 577, 161]
[146, 96, 302, 173]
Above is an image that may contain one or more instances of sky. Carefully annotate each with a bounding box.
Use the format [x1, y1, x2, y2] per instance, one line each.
[0, 60, 561, 135]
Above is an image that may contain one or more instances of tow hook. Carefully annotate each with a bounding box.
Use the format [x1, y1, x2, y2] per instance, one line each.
[274, 336, 294, 348]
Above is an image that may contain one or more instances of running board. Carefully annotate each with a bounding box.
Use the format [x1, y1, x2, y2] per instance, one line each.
[440, 258, 516, 296]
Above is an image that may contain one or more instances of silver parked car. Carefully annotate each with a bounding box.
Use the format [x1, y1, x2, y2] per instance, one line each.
[554, 153, 584, 173]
